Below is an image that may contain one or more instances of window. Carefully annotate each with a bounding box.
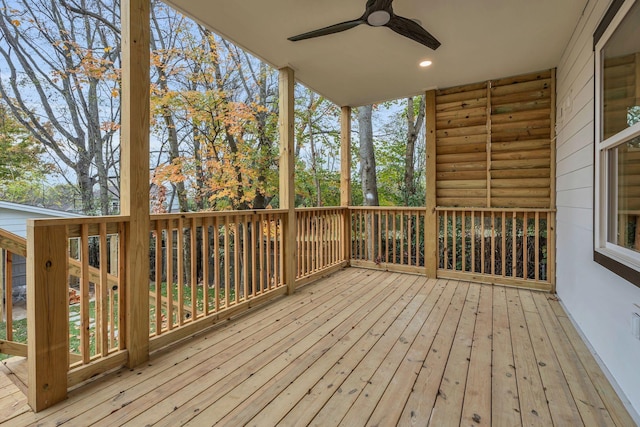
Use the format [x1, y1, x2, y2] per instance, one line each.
[595, 0, 640, 285]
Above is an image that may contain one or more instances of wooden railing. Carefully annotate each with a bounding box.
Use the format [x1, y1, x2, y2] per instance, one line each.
[349, 207, 426, 274]
[0, 228, 28, 358]
[295, 207, 348, 282]
[21, 204, 557, 411]
[26, 215, 129, 409]
[66, 218, 126, 370]
[436, 208, 556, 291]
[148, 210, 287, 350]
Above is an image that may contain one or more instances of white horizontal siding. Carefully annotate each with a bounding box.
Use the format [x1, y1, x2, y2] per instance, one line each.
[0, 205, 79, 237]
[0, 209, 47, 237]
[557, 143, 593, 179]
[557, 163, 592, 192]
[556, 0, 640, 418]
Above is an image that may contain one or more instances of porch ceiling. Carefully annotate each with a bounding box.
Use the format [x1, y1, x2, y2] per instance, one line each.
[162, 0, 587, 107]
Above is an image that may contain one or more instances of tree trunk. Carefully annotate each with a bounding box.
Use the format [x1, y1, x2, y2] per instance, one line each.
[404, 96, 425, 206]
[358, 105, 378, 260]
[358, 105, 378, 207]
[308, 93, 322, 207]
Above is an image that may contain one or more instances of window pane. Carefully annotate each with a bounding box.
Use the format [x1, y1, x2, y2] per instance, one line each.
[602, 1, 640, 140]
[608, 136, 640, 251]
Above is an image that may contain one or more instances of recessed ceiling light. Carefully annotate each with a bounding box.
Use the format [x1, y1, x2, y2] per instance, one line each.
[419, 60, 432, 68]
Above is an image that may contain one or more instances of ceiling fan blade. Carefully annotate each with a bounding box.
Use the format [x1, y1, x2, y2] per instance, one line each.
[386, 15, 441, 50]
[288, 19, 365, 42]
[366, 0, 394, 12]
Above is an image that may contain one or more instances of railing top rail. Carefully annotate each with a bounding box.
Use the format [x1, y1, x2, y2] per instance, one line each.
[435, 207, 557, 213]
[0, 227, 27, 256]
[295, 206, 348, 213]
[27, 215, 131, 228]
[150, 209, 288, 221]
[348, 206, 427, 212]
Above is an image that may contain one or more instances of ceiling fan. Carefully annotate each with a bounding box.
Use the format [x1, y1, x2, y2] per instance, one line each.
[287, 0, 441, 50]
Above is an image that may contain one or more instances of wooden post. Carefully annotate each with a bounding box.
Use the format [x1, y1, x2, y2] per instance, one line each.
[340, 106, 352, 263]
[486, 81, 492, 208]
[425, 90, 438, 277]
[121, 0, 150, 367]
[26, 221, 68, 411]
[279, 67, 296, 295]
[549, 68, 557, 292]
[0, 249, 4, 322]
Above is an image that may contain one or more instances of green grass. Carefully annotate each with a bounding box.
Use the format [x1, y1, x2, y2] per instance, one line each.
[149, 282, 235, 333]
[0, 299, 119, 361]
[0, 282, 242, 360]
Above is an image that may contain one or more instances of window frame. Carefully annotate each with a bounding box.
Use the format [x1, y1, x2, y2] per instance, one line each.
[594, 0, 640, 287]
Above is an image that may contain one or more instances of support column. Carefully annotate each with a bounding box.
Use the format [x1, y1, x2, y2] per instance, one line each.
[279, 67, 296, 295]
[340, 106, 352, 262]
[425, 90, 438, 277]
[27, 222, 68, 411]
[549, 68, 557, 292]
[121, 0, 150, 367]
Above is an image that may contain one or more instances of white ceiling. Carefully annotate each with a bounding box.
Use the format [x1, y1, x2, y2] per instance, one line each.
[163, 0, 588, 107]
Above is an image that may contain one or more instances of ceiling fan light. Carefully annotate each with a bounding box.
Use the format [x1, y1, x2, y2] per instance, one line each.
[367, 10, 391, 26]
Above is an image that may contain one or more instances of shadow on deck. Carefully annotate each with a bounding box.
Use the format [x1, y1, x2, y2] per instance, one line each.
[0, 268, 636, 426]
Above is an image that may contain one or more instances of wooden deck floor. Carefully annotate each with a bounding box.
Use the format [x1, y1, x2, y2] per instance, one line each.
[1, 268, 636, 426]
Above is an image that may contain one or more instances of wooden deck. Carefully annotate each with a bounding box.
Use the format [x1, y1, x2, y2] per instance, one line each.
[0, 268, 635, 426]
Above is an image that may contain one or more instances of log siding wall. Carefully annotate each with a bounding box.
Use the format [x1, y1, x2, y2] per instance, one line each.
[435, 70, 555, 209]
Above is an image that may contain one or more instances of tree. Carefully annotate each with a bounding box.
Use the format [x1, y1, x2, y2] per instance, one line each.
[0, 0, 121, 215]
[0, 103, 47, 182]
[358, 105, 379, 207]
[294, 86, 341, 207]
[149, 19, 281, 211]
[404, 95, 425, 206]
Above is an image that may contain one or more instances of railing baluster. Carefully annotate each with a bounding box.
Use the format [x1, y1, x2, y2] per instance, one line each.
[5, 251, 12, 341]
[273, 216, 279, 289]
[166, 221, 174, 330]
[523, 212, 528, 280]
[491, 212, 496, 276]
[400, 212, 405, 265]
[109, 235, 116, 350]
[315, 213, 319, 272]
[377, 211, 382, 263]
[461, 212, 466, 272]
[224, 215, 230, 308]
[252, 215, 258, 294]
[451, 211, 456, 271]
[203, 217, 210, 315]
[445, 210, 448, 270]
[512, 212, 517, 278]
[259, 214, 265, 295]
[99, 223, 109, 356]
[546, 213, 551, 282]
[191, 218, 197, 320]
[481, 211, 485, 274]
[118, 222, 126, 349]
[234, 215, 240, 303]
[501, 212, 506, 278]
[214, 216, 220, 311]
[154, 222, 162, 335]
[242, 216, 249, 301]
[80, 223, 90, 362]
[471, 211, 475, 273]
[535, 212, 540, 282]
[177, 217, 185, 324]
[266, 214, 272, 291]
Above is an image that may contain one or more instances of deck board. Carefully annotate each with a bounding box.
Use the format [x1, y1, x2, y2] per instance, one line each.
[1, 268, 636, 426]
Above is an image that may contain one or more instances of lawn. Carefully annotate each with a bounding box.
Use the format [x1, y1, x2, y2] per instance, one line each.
[1, 282, 239, 360]
[0, 301, 102, 361]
